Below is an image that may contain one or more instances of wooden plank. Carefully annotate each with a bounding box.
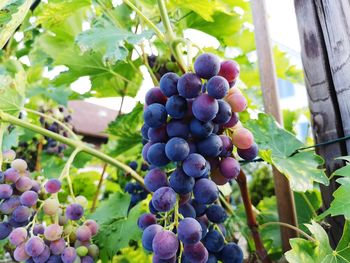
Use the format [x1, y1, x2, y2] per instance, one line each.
[251, 0, 298, 252]
[294, 0, 346, 247]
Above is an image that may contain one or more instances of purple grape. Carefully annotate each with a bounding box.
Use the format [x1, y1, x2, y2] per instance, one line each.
[207, 254, 218, 263]
[141, 124, 150, 140]
[190, 199, 207, 217]
[193, 179, 218, 204]
[152, 187, 176, 212]
[45, 179, 62, 194]
[149, 201, 158, 214]
[178, 218, 202, 244]
[20, 190, 38, 207]
[142, 224, 163, 251]
[177, 73, 202, 99]
[14, 243, 30, 261]
[25, 236, 45, 257]
[81, 256, 94, 263]
[0, 222, 12, 239]
[84, 220, 99, 236]
[15, 176, 32, 192]
[4, 168, 20, 183]
[207, 76, 229, 99]
[147, 143, 170, 167]
[192, 94, 219, 122]
[33, 224, 45, 235]
[148, 126, 168, 143]
[237, 143, 258, 161]
[197, 134, 223, 157]
[66, 204, 84, 220]
[145, 87, 167, 105]
[152, 230, 179, 260]
[76, 225, 92, 242]
[31, 180, 41, 192]
[44, 224, 63, 241]
[142, 142, 152, 162]
[222, 112, 239, 128]
[179, 202, 196, 218]
[50, 238, 66, 255]
[165, 137, 190, 161]
[213, 100, 232, 124]
[144, 103, 168, 128]
[197, 216, 209, 239]
[166, 95, 188, 119]
[9, 227, 27, 245]
[159, 72, 179, 97]
[206, 205, 227, 224]
[12, 205, 31, 222]
[189, 119, 214, 139]
[61, 247, 77, 263]
[138, 213, 157, 230]
[144, 168, 168, 192]
[219, 157, 240, 180]
[183, 242, 209, 263]
[182, 153, 207, 178]
[219, 135, 234, 157]
[219, 243, 243, 263]
[33, 245, 50, 263]
[47, 255, 64, 263]
[0, 196, 20, 214]
[0, 184, 13, 199]
[194, 53, 220, 79]
[153, 255, 176, 263]
[218, 60, 240, 83]
[166, 119, 189, 139]
[169, 168, 195, 194]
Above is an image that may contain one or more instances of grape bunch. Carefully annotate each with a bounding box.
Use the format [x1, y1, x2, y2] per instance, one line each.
[139, 53, 256, 262]
[0, 153, 100, 262]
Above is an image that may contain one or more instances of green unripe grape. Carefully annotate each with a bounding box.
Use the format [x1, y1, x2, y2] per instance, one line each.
[76, 246, 88, 257]
[88, 244, 99, 258]
[166, 62, 177, 71]
[73, 256, 81, 263]
[75, 196, 88, 208]
[63, 224, 74, 236]
[43, 198, 59, 216]
[3, 150, 16, 162]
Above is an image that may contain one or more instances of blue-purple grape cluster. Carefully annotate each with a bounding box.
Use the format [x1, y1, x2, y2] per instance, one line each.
[139, 53, 254, 262]
[0, 153, 100, 262]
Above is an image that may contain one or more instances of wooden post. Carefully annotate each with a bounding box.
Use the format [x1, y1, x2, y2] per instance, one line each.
[294, 0, 348, 247]
[251, 0, 298, 252]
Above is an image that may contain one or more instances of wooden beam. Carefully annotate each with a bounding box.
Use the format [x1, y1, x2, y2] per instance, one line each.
[251, 0, 298, 252]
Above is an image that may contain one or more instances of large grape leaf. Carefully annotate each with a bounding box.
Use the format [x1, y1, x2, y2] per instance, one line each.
[245, 113, 328, 192]
[0, 0, 33, 49]
[332, 156, 350, 177]
[285, 221, 350, 263]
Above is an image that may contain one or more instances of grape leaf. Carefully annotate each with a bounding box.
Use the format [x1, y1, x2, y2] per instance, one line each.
[0, 0, 32, 49]
[332, 156, 350, 177]
[2, 127, 23, 151]
[245, 113, 328, 192]
[27, 86, 73, 106]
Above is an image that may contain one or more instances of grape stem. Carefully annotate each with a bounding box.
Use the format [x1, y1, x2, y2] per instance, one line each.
[90, 163, 107, 212]
[236, 169, 271, 263]
[0, 111, 145, 187]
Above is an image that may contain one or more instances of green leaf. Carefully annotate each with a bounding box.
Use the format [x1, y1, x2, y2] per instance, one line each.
[2, 127, 23, 151]
[245, 113, 328, 192]
[27, 86, 72, 106]
[0, 0, 33, 49]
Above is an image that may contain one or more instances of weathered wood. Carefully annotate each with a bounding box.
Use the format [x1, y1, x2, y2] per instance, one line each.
[251, 0, 298, 252]
[294, 0, 347, 247]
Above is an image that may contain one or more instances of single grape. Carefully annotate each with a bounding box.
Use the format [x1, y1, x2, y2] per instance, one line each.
[25, 236, 45, 257]
[147, 143, 170, 167]
[152, 230, 179, 260]
[190, 199, 207, 217]
[210, 168, 228, 186]
[141, 124, 150, 140]
[12, 205, 31, 223]
[179, 202, 196, 218]
[76, 246, 88, 257]
[76, 225, 92, 242]
[182, 153, 207, 178]
[45, 178, 62, 194]
[9, 227, 27, 245]
[166, 119, 189, 139]
[88, 244, 99, 258]
[183, 242, 209, 263]
[177, 73, 202, 99]
[84, 220, 99, 236]
[219, 243, 243, 263]
[166, 95, 187, 119]
[43, 198, 60, 216]
[33, 245, 50, 263]
[76, 195, 88, 208]
[145, 87, 167, 106]
[0, 184, 13, 199]
[31, 180, 41, 193]
[47, 255, 64, 263]
[237, 143, 258, 161]
[143, 103, 168, 128]
[219, 135, 234, 157]
[159, 72, 179, 97]
[3, 149, 16, 162]
[20, 190, 38, 207]
[15, 176, 32, 192]
[169, 168, 195, 194]
[142, 224, 163, 252]
[206, 205, 227, 224]
[152, 187, 176, 212]
[218, 60, 240, 83]
[66, 204, 84, 221]
[81, 256, 94, 263]
[153, 255, 176, 263]
[197, 134, 223, 158]
[223, 113, 239, 128]
[178, 217, 202, 244]
[4, 168, 20, 183]
[194, 53, 220, 79]
[231, 128, 254, 149]
[0, 222, 12, 240]
[144, 168, 168, 192]
[165, 137, 190, 161]
[61, 247, 77, 263]
[213, 100, 232, 124]
[207, 254, 218, 263]
[33, 223, 45, 235]
[14, 243, 30, 261]
[148, 126, 168, 143]
[11, 159, 28, 172]
[189, 119, 214, 139]
[219, 157, 240, 180]
[226, 92, 247, 113]
[44, 224, 63, 241]
[193, 179, 219, 205]
[0, 196, 20, 214]
[202, 229, 225, 253]
[192, 94, 219, 122]
[137, 213, 157, 230]
[50, 238, 66, 255]
[207, 76, 229, 99]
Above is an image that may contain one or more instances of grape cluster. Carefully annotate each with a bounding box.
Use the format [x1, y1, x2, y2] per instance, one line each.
[139, 53, 255, 262]
[0, 153, 100, 262]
